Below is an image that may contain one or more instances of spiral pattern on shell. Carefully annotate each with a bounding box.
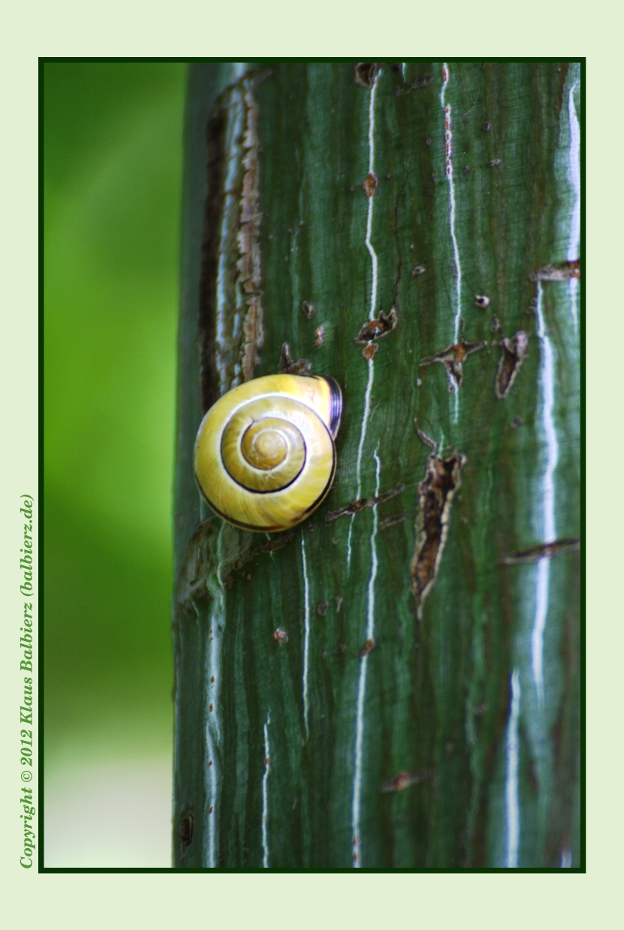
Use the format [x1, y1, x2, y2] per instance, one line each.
[194, 374, 342, 532]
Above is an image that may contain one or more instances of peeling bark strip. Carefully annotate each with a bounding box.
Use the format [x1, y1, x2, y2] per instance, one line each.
[177, 519, 295, 600]
[199, 71, 268, 407]
[176, 520, 222, 605]
[325, 483, 405, 523]
[494, 331, 529, 400]
[354, 307, 398, 344]
[278, 341, 311, 375]
[500, 537, 580, 566]
[410, 450, 466, 620]
[237, 77, 265, 382]
[224, 530, 295, 582]
[198, 102, 227, 412]
[379, 511, 406, 531]
[529, 259, 580, 282]
[420, 338, 486, 393]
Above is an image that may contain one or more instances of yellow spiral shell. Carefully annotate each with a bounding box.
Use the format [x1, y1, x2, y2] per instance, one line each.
[194, 374, 342, 532]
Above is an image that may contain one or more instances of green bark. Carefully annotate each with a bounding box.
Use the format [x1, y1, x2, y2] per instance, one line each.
[173, 61, 581, 869]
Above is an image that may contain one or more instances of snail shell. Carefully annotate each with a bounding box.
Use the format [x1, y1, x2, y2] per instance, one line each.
[194, 374, 342, 532]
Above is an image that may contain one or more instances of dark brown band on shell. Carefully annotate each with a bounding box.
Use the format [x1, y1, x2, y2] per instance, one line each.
[323, 377, 343, 439]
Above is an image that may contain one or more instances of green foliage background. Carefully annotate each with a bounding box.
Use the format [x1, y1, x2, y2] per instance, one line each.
[44, 62, 185, 767]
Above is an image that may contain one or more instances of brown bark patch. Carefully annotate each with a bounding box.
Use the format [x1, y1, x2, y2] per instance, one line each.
[278, 341, 312, 375]
[199, 71, 269, 405]
[494, 331, 529, 400]
[363, 171, 378, 197]
[420, 339, 487, 393]
[410, 450, 466, 620]
[500, 537, 580, 565]
[325, 483, 405, 523]
[354, 307, 398, 344]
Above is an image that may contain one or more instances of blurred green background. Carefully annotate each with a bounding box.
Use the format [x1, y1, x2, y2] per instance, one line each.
[44, 61, 186, 865]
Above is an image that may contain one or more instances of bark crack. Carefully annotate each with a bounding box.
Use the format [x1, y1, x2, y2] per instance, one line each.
[410, 423, 466, 620]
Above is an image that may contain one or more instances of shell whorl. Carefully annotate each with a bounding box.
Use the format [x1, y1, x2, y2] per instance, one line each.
[194, 374, 342, 532]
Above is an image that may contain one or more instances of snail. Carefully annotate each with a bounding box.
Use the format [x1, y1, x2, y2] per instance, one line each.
[194, 374, 342, 532]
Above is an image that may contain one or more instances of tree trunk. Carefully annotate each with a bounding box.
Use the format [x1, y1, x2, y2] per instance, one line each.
[173, 61, 581, 869]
